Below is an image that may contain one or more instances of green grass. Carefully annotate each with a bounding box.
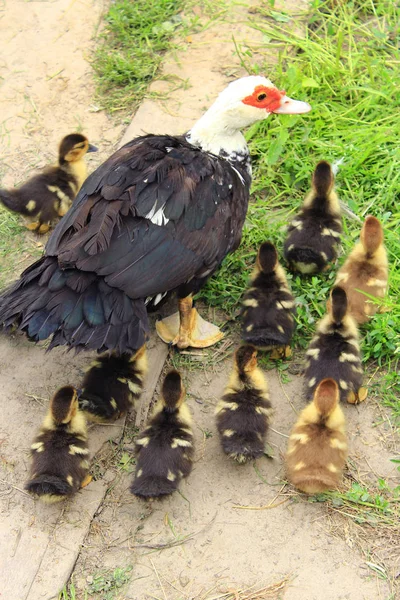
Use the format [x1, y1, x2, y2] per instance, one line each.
[93, 0, 185, 113]
[200, 0, 400, 411]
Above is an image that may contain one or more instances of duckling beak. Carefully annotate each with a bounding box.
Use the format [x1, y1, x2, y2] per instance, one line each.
[87, 144, 98, 153]
[272, 96, 311, 114]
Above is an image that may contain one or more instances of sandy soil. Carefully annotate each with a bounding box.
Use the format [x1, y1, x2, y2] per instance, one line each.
[0, 1, 398, 599]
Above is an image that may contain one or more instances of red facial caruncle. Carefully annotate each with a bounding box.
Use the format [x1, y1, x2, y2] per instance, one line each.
[242, 85, 286, 112]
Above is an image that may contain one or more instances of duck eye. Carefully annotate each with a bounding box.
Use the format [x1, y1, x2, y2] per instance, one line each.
[257, 93, 267, 101]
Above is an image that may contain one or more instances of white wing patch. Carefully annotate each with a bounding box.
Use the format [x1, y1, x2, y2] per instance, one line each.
[145, 203, 170, 226]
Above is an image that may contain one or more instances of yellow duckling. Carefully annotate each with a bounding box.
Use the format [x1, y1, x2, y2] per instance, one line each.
[335, 215, 388, 324]
[286, 378, 347, 494]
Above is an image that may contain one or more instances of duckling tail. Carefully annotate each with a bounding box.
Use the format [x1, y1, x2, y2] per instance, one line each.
[360, 215, 383, 257]
[0, 188, 27, 214]
[130, 475, 177, 498]
[25, 474, 72, 500]
[312, 161, 334, 198]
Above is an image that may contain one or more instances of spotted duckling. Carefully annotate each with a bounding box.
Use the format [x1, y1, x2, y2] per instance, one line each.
[216, 345, 272, 464]
[0, 133, 97, 234]
[130, 370, 194, 499]
[286, 378, 347, 494]
[25, 386, 91, 502]
[284, 161, 342, 274]
[241, 242, 296, 359]
[335, 216, 388, 324]
[304, 286, 367, 405]
[78, 345, 148, 422]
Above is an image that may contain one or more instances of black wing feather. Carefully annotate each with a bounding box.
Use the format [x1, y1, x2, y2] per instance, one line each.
[0, 134, 250, 353]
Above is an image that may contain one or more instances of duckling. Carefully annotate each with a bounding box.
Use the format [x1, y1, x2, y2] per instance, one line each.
[215, 345, 272, 463]
[286, 378, 347, 494]
[284, 161, 342, 274]
[335, 216, 388, 324]
[0, 133, 97, 234]
[25, 386, 91, 502]
[304, 286, 367, 405]
[130, 370, 194, 498]
[241, 242, 296, 359]
[78, 345, 148, 422]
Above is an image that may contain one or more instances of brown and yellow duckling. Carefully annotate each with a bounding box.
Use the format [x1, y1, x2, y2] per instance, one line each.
[286, 378, 347, 494]
[304, 286, 367, 405]
[25, 386, 91, 502]
[335, 215, 388, 324]
[78, 345, 148, 422]
[0, 133, 97, 234]
[241, 242, 296, 359]
[216, 345, 272, 464]
[284, 161, 342, 274]
[130, 370, 194, 499]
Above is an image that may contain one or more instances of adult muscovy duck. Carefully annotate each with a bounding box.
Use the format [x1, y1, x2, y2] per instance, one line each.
[0, 76, 311, 354]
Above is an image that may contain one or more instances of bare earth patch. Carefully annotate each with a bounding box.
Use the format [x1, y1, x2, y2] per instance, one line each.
[0, 1, 398, 599]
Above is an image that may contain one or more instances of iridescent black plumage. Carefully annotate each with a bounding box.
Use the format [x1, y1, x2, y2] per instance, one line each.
[0, 135, 250, 354]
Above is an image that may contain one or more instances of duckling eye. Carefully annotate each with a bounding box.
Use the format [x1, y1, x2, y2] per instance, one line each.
[257, 93, 267, 101]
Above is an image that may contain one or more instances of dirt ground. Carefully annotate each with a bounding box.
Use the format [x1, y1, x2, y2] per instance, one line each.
[0, 1, 399, 599]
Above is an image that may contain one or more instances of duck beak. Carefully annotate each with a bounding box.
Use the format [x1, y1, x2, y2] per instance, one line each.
[272, 96, 311, 114]
[87, 144, 98, 152]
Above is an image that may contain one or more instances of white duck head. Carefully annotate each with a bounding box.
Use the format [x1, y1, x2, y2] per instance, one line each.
[187, 75, 311, 161]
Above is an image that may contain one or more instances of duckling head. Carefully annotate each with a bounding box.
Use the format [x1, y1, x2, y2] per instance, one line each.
[327, 286, 348, 326]
[312, 161, 334, 198]
[58, 133, 98, 165]
[360, 215, 383, 258]
[235, 344, 258, 381]
[161, 370, 186, 412]
[313, 378, 339, 417]
[50, 386, 79, 425]
[256, 242, 278, 275]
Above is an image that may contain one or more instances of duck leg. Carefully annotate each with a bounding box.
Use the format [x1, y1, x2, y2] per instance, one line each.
[156, 295, 224, 349]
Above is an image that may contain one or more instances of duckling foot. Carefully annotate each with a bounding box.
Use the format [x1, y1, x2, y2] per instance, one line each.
[270, 345, 292, 360]
[156, 297, 223, 349]
[347, 387, 368, 405]
[25, 221, 40, 231]
[80, 474, 93, 488]
[37, 223, 50, 235]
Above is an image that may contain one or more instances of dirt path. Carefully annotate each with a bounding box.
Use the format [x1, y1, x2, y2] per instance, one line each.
[0, 1, 398, 599]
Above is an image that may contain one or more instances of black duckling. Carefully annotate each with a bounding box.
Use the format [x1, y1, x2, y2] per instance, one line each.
[78, 345, 148, 422]
[286, 378, 347, 494]
[215, 345, 272, 463]
[241, 242, 296, 359]
[284, 161, 342, 274]
[25, 386, 91, 502]
[0, 133, 97, 234]
[335, 215, 388, 324]
[304, 286, 367, 405]
[130, 370, 194, 498]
